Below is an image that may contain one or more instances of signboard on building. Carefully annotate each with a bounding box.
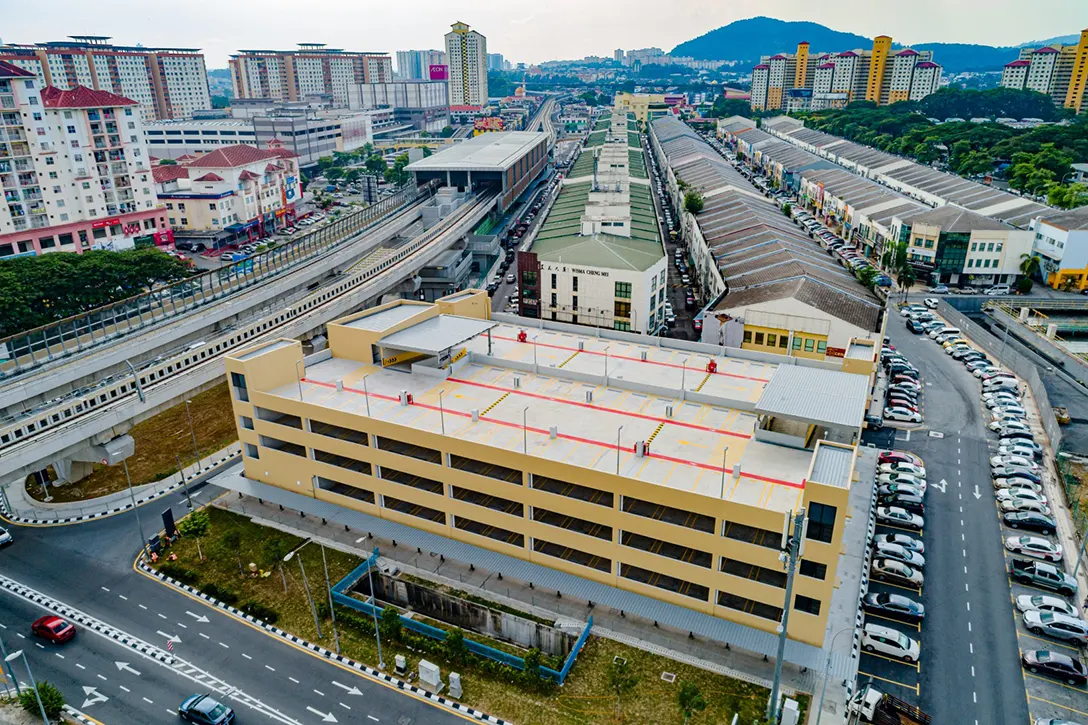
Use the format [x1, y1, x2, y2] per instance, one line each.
[474, 116, 504, 133]
[285, 175, 297, 200]
[91, 217, 123, 229]
[825, 346, 846, 358]
[429, 64, 448, 81]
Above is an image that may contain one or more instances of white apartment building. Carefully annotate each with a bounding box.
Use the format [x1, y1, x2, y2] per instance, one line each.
[0, 36, 211, 122]
[0, 61, 168, 258]
[396, 50, 446, 80]
[230, 45, 394, 107]
[445, 22, 488, 108]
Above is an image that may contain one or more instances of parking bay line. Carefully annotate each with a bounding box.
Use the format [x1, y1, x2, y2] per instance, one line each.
[1023, 671, 1088, 695]
[864, 612, 922, 632]
[857, 670, 920, 695]
[1016, 631, 1082, 654]
[1028, 693, 1088, 718]
[872, 580, 923, 595]
[860, 650, 920, 672]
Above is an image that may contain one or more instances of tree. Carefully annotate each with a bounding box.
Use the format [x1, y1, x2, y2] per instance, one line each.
[422, 146, 433, 158]
[440, 126, 455, 138]
[343, 168, 362, 184]
[677, 681, 707, 724]
[158, 158, 178, 166]
[606, 658, 638, 719]
[856, 266, 879, 290]
[324, 167, 345, 182]
[379, 605, 402, 641]
[364, 153, 387, 177]
[1048, 182, 1088, 210]
[262, 538, 290, 592]
[443, 628, 467, 664]
[781, 202, 792, 218]
[20, 681, 65, 720]
[1020, 252, 1042, 279]
[955, 151, 995, 176]
[520, 647, 544, 687]
[221, 528, 244, 576]
[177, 508, 210, 561]
[683, 189, 704, 215]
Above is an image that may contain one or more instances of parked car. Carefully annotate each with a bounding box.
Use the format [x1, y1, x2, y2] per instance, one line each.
[1005, 535, 1063, 562]
[862, 623, 920, 663]
[878, 492, 925, 515]
[877, 483, 926, 500]
[1023, 611, 1088, 646]
[884, 407, 922, 423]
[879, 451, 924, 467]
[1004, 511, 1057, 535]
[862, 592, 925, 623]
[879, 462, 926, 478]
[1016, 595, 1080, 618]
[873, 532, 924, 554]
[0, 526, 11, 547]
[31, 615, 75, 643]
[999, 497, 1052, 516]
[999, 440, 1043, 458]
[876, 506, 924, 530]
[872, 542, 926, 569]
[1022, 650, 1087, 686]
[923, 298, 939, 308]
[906, 319, 926, 334]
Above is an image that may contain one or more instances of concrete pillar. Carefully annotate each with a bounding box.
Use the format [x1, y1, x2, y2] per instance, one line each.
[1019, 307, 1030, 322]
[1047, 323, 1058, 340]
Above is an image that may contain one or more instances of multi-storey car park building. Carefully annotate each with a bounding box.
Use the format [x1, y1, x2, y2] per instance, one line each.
[750, 38, 942, 113]
[444, 22, 488, 109]
[1001, 29, 1088, 113]
[517, 111, 667, 332]
[649, 117, 884, 359]
[229, 45, 394, 108]
[0, 36, 211, 122]
[0, 61, 170, 258]
[347, 79, 450, 133]
[224, 291, 875, 653]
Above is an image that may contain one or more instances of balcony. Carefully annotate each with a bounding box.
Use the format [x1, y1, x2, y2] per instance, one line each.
[111, 162, 129, 175]
[4, 191, 17, 203]
[116, 189, 134, 202]
[9, 142, 30, 158]
[115, 177, 131, 189]
[108, 135, 122, 148]
[106, 204, 119, 216]
[1, 129, 26, 143]
[93, 140, 107, 150]
[12, 218, 27, 231]
[22, 190, 42, 201]
[29, 216, 48, 229]
[0, 94, 15, 110]
[28, 204, 46, 216]
[1, 176, 15, 191]
[0, 114, 20, 128]
[87, 110, 101, 121]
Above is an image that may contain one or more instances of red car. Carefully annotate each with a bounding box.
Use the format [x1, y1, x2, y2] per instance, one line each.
[692, 319, 703, 332]
[878, 450, 923, 467]
[31, 615, 75, 644]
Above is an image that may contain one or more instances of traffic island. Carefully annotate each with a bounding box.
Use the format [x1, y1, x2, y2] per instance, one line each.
[144, 506, 807, 724]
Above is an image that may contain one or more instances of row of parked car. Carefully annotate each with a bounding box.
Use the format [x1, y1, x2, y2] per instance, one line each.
[791, 209, 894, 288]
[881, 341, 924, 424]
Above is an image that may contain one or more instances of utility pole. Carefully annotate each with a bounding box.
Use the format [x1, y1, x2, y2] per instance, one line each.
[767, 507, 807, 723]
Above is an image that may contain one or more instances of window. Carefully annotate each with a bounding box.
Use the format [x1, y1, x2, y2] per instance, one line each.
[817, 341, 827, 354]
[743, 330, 752, 343]
[778, 335, 788, 349]
[551, 273, 557, 288]
[45, 156, 54, 165]
[767, 333, 777, 347]
[970, 242, 977, 251]
[614, 281, 631, 299]
[987, 242, 995, 252]
[754, 332, 764, 345]
[66, 125, 76, 134]
[180, 218, 188, 225]
[794, 594, 821, 616]
[792, 337, 802, 350]
[168, 218, 176, 225]
[81, 181, 89, 189]
[807, 502, 837, 544]
[804, 338, 815, 352]
[799, 560, 827, 580]
[32, 112, 42, 121]
[572, 276, 578, 292]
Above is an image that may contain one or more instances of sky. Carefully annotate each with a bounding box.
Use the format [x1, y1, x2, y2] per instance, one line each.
[4, 0, 1088, 69]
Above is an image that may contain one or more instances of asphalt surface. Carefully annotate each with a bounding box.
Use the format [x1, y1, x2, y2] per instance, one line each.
[644, 141, 695, 342]
[0, 488, 470, 725]
[864, 313, 1088, 724]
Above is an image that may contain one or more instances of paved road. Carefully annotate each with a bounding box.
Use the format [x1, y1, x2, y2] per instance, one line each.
[874, 315, 1037, 724]
[0, 494, 470, 725]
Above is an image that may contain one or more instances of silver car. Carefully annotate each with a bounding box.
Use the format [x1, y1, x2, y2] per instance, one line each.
[0, 527, 10, 547]
[1023, 611, 1088, 645]
[1016, 594, 1079, 617]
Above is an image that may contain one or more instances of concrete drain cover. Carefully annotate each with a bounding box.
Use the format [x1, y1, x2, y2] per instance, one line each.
[661, 671, 677, 683]
[612, 656, 627, 666]
[929, 431, 944, 438]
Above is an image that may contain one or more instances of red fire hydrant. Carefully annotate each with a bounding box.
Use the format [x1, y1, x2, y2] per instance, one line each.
[517, 330, 528, 343]
[706, 360, 718, 374]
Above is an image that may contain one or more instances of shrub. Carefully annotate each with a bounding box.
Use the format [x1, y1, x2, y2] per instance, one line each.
[21, 681, 65, 719]
[201, 582, 239, 606]
[781, 202, 792, 217]
[158, 563, 200, 587]
[379, 605, 402, 642]
[241, 600, 279, 624]
[683, 190, 704, 215]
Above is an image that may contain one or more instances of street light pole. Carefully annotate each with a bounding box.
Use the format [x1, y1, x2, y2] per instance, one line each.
[122, 459, 149, 559]
[719, 446, 729, 499]
[184, 399, 201, 470]
[365, 548, 385, 669]
[438, 390, 446, 435]
[523, 406, 529, 454]
[319, 543, 340, 654]
[5, 651, 47, 725]
[285, 543, 323, 639]
[174, 454, 194, 510]
[616, 425, 624, 475]
[767, 507, 807, 723]
[814, 627, 854, 725]
[361, 374, 371, 417]
[0, 635, 21, 695]
[295, 360, 305, 402]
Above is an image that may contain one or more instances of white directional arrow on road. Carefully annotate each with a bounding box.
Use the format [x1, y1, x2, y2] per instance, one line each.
[305, 706, 338, 722]
[932, 479, 947, 493]
[185, 611, 210, 623]
[974, 484, 982, 500]
[157, 630, 182, 644]
[81, 686, 108, 708]
[332, 681, 363, 696]
[114, 661, 142, 676]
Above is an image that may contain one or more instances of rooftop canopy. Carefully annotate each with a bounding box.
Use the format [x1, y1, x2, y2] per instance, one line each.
[755, 364, 869, 430]
[378, 315, 497, 355]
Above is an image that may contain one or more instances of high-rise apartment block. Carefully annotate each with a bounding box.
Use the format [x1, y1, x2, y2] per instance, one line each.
[230, 45, 394, 108]
[1001, 29, 1088, 113]
[444, 22, 488, 108]
[0, 61, 169, 258]
[0, 36, 211, 122]
[487, 53, 505, 72]
[396, 50, 447, 80]
[750, 37, 942, 112]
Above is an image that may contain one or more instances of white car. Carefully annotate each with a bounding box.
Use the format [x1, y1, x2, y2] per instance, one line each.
[873, 542, 926, 569]
[900, 305, 927, 317]
[879, 462, 927, 478]
[876, 473, 927, 493]
[996, 488, 1048, 506]
[923, 298, 939, 309]
[884, 407, 922, 423]
[1005, 536, 1063, 562]
[989, 417, 1027, 432]
[889, 379, 922, 392]
[0, 526, 10, 546]
[998, 442, 1042, 459]
[862, 623, 920, 663]
[985, 394, 1022, 409]
[945, 343, 971, 356]
[990, 455, 1039, 473]
[876, 506, 924, 530]
[999, 497, 1052, 515]
[1016, 594, 1079, 617]
[992, 478, 1043, 493]
[991, 405, 1028, 420]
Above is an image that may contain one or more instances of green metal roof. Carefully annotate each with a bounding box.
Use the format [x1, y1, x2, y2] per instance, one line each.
[533, 232, 664, 272]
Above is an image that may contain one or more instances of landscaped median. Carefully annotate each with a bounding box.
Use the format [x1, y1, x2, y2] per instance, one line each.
[145, 507, 807, 724]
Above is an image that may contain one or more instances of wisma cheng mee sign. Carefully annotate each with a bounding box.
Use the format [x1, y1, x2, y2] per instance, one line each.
[429, 64, 448, 81]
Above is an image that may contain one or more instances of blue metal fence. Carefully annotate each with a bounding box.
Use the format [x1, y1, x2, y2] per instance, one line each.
[331, 548, 592, 684]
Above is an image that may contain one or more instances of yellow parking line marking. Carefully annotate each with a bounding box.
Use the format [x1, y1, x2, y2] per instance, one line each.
[861, 650, 920, 671]
[857, 670, 920, 695]
[1017, 631, 1082, 653]
[864, 612, 921, 632]
[1028, 693, 1088, 718]
[872, 579, 923, 595]
[877, 522, 924, 535]
[1024, 671, 1088, 694]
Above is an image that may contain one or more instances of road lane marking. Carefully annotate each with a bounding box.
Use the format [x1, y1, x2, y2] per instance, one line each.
[218, 642, 229, 649]
[289, 677, 300, 683]
[242, 653, 252, 660]
[138, 605, 148, 610]
[157, 614, 167, 620]
[265, 665, 275, 672]
[1024, 671, 1088, 694]
[199, 633, 210, 640]
[861, 650, 920, 671]
[314, 689, 325, 696]
[119, 686, 130, 693]
[118, 595, 127, 601]
[100, 587, 109, 593]
[97, 675, 107, 681]
[143, 697, 153, 704]
[76, 663, 85, 670]
[1028, 693, 1088, 717]
[340, 703, 351, 710]
[368, 717, 379, 722]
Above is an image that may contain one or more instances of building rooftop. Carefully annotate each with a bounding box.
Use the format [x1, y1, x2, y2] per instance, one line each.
[0, 59, 35, 78]
[1036, 205, 1088, 231]
[40, 85, 137, 109]
[905, 204, 1011, 232]
[406, 132, 546, 172]
[532, 232, 665, 271]
[243, 316, 866, 513]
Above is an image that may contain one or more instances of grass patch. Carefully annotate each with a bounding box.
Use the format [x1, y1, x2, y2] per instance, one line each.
[153, 506, 807, 724]
[27, 382, 239, 503]
[398, 572, 556, 626]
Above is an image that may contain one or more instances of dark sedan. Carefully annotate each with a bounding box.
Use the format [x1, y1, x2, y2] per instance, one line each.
[863, 592, 925, 623]
[1004, 511, 1057, 535]
[1022, 650, 1088, 685]
[877, 492, 925, 515]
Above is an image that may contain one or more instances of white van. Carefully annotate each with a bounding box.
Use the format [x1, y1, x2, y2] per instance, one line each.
[986, 284, 1012, 296]
[930, 326, 960, 340]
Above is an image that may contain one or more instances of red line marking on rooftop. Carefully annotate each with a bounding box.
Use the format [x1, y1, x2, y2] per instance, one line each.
[488, 334, 771, 382]
[301, 377, 802, 489]
[447, 376, 751, 439]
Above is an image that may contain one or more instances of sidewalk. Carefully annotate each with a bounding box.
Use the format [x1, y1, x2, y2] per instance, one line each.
[0, 443, 240, 524]
[217, 494, 821, 701]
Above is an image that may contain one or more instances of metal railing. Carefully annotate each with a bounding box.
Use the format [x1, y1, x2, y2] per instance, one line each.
[0, 182, 437, 380]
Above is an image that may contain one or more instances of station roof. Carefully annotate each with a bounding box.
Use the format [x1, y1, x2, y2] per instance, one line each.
[755, 365, 869, 429]
[378, 315, 496, 355]
[406, 131, 546, 173]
